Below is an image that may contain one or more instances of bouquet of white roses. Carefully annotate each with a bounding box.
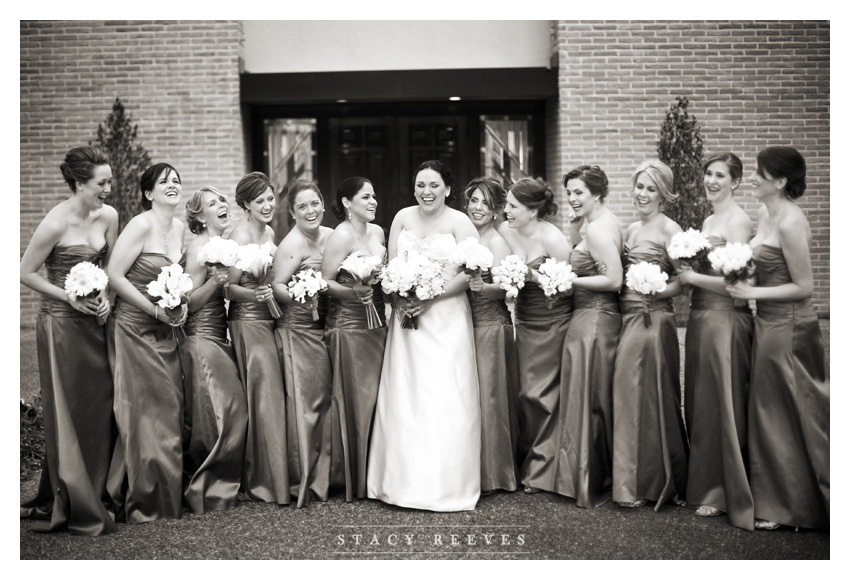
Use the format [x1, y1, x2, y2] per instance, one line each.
[64, 261, 110, 325]
[449, 237, 494, 293]
[197, 235, 239, 300]
[339, 251, 384, 329]
[235, 242, 281, 318]
[287, 268, 329, 321]
[537, 258, 577, 309]
[667, 228, 712, 269]
[146, 263, 194, 335]
[491, 254, 528, 300]
[625, 261, 669, 327]
[708, 242, 756, 307]
[381, 250, 446, 329]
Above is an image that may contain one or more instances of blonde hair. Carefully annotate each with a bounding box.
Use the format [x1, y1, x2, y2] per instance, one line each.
[185, 186, 226, 235]
[631, 160, 677, 202]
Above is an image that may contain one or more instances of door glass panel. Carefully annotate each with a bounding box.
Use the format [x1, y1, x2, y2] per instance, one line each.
[263, 118, 316, 241]
[480, 115, 532, 187]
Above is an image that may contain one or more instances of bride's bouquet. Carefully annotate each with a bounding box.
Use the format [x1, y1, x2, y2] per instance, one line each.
[287, 268, 329, 321]
[537, 257, 577, 309]
[708, 242, 756, 307]
[625, 261, 669, 327]
[381, 250, 446, 329]
[667, 228, 712, 269]
[491, 254, 528, 300]
[197, 235, 239, 300]
[146, 263, 194, 335]
[339, 251, 384, 329]
[235, 242, 282, 319]
[64, 261, 109, 325]
[449, 237, 494, 293]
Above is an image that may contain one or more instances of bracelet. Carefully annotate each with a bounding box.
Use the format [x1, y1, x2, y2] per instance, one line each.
[154, 305, 159, 320]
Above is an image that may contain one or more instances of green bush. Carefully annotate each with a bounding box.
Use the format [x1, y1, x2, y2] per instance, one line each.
[20, 396, 44, 479]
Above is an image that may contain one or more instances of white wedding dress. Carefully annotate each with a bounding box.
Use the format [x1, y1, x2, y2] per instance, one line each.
[367, 229, 481, 511]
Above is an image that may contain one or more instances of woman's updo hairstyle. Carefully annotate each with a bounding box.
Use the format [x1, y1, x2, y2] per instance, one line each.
[285, 179, 324, 215]
[235, 171, 274, 210]
[185, 186, 225, 235]
[562, 165, 609, 201]
[139, 163, 181, 211]
[508, 177, 558, 219]
[332, 177, 371, 221]
[756, 146, 807, 199]
[703, 152, 743, 187]
[463, 176, 507, 214]
[60, 146, 109, 192]
[413, 160, 455, 198]
[631, 160, 677, 203]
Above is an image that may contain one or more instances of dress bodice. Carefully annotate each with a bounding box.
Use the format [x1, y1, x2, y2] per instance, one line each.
[179, 255, 228, 341]
[752, 244, 816, 321]
[468, 269, 512, 327]
[620, 240, 674, 314]
[39, 244, 107, 317]
[515, 256, 572, 322]
[691, 235, 750, 313]
[114, 253, 172, 323]
[570, 248, 619, 313]
[229, 271, 273, 321]
[326, 255, 387, 329]
[277, 257, 328, 329]
[398, 228, 461, 280]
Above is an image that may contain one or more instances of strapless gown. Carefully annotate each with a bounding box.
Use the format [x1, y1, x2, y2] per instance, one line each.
[748, 244, 829, 530]
[228, 271, 290, 504]
[515, 256, 572, 491]
[274, 258, 334, 507]
[684, 236, 754, 530]
[367, 229, 481, 511]
[20, 244, 116, 536]
[612, 241, 688, 509]
[112, 253, 184, 523]
[552, 248, 621, 507]
[469, 270, 520, 492]
[325, 267, 387, 501]
[178, 264, 248, 514]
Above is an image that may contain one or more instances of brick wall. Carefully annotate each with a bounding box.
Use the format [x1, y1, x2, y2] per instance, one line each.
[547, 20, 829, 315]
[20, 20, 246, 329]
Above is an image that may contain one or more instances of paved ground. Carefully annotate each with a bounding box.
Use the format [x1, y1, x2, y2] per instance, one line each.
[19, 324, 831, 560]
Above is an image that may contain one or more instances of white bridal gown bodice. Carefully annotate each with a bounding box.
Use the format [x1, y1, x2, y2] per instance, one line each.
[366, 229, 482, 511]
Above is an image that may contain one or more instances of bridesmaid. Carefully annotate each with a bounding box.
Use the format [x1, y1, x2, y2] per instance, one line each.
[107, 162, 187, 523]
[179, 187, 249, 513]
[463, 177, 520, 493]
[727, 146, 829, 531]
[321, 177, 388, 502]
[611, 160, 688, 511]
[678, 153, 755, 530]
[498, 177, 572, 494]
[271, 180, 335, 508]
[228, 171, 290, 505]
[20, 146, 117, 535]
[552, 165, 623, 508]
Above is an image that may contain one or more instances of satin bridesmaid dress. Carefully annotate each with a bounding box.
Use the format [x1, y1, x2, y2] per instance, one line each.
[684, 236, 754, 530]
[179, 265, 248, 514]
[112, 253, 184, 523]
[611, 241, 688, 510]
[324, 265, 387, 501]
[274, 258, 334, 507]
[552, 248, 621, 507]
[748, 244, 829, 530]
[469, 269, 520, 492]
[514, 256, 572, 492]
[228, 271, 290, 505]
[20, 244, 116, 535]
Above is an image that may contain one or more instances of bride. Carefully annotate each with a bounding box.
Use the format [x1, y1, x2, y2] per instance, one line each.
[367, 160, 482, 512]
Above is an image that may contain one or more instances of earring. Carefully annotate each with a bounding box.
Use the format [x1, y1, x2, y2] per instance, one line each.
[347, 210, 352, 220]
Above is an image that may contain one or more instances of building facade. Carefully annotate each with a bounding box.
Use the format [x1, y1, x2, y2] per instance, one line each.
[19, 20, 829, 329]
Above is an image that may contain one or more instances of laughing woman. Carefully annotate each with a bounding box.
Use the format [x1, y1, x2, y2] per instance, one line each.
[20, 146, 118, 535]
[179, 187, 248, 514]
[611, 160, 688, 511]
[108, 162, 187, 523]
[228, 172, 290, 505]
[553, 165, 623, 508]
[727, 146, 829, 531]
[677, 153, 755, 530]
[271, 179, 335, 507]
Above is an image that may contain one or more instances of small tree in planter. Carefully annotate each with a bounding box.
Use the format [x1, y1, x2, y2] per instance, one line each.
[657, 96, 707, 325]
[91, 98, 152, 232]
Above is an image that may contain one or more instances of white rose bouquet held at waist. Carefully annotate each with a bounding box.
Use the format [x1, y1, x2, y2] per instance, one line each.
[235, 242, 282, 319]
[287, 268, 329, 321]
[625, 261, 669, 327]
[381, 250, 446, 330]
[64, 261, 110, 325]
[708, 242, 756, 307]
[339, 251, 384, 329]
[197, 235, 240, 300]
[491, 254, 528, 300]
[146, 263, 194, 336]
[667, 228, 712, 269]
[449, 237, 494, 293]
[537, 257, 577, 309]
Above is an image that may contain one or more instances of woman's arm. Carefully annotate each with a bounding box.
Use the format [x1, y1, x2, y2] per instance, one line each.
[321, 228, 361, 301]
[270, 233, 306, 305]
[679, 211, 752, 295]
[655, 222, 683, 299]
[572, 220, 623, 292]
[475, 232, 510, 301]
[185, 238, 226, 313]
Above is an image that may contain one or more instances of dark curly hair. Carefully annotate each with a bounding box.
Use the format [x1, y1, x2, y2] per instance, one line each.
[756, 146, 807, 199]
[235, 172, 274, 210]
[60, 146, 109, 193]
[463, 176, 507, 214]
[139, 163, 181, 211]
[332, 177, 371, 221]
[508, 177, 557, 218]
[562, 165, 609, 201]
